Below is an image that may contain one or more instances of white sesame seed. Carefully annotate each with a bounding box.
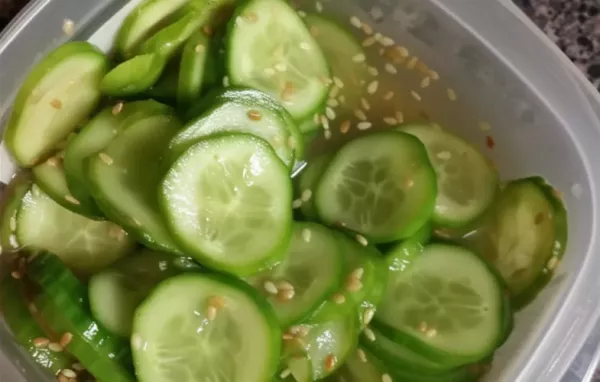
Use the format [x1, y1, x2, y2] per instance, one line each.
[302, 228, 312, 242]
[362, 23, 373, 35]
[329, 85, 340, 98]
[395, 111, 404, 123]
[357, 122, 372, 131]
[374, 33, 382, 41]
[59, 332, 73, 348]
[384, 63, 397, 74]
[62, 19, 75, 36]
[326, 107, 336, 120]
[429, 70, 440, 80]
[363, 37, 376, 47]
[298, 10, 307, 17]
[420, 77, 431, 88]
[384, 117, 397, 125]
[209, 295, 226, 309]
[320, 115, 330, 130]
[282, 333, 295, 340]
[9, 235, 19, 248]
[382, 373, 393, 382]
[48, 343, 63, 352]
[327, 98, 339, 108]
[354, 109, 367, 121]
[436, 151, 452, 160]
[61, 369, 77, 378]
[346, 277, 363, 292]
[332, 292, 346, 304]
[340, 120, 351, 134]
[380, 36, 394, 46]
[315, 1, 323, 13]
[407, 57, 418, 70]
[338, 95, 346, 104]
[277, 280, 294, 291]
[447, 88, 457, 101]
[11, 270, 21, 280]
[352, 53, 366, 63]
[264, 67, 276, 76]
[324, 130, 332, 140]
[364, 327, 376, 341]
[383, 91, 394, 100]
[280, 369, 292, 379]
[360, 98, 370, 111]
[275, 63, 287, 72]
[264, 281, 279, 295]
[367, 80, 379, 94]
[206, 305, 217, 321]
[194, 44, 206, 54]
[33, 338, 49, 348]
[300, 42, 311, 50]
[363, 308, 375, 325]
[547, 256, 559, 271]
[99, 152, 113, 165]
[356, 234, 368, 246]
[71, 363, 84, 372]
[223, 76, 230, 87]
[333, 77, 344, 88]
[350, 16, 362, 28]
[112, 101, 124, 115]
[65, 195, 80, 205]
[418, 321, 428, 332]
[479, 121, 492, 132]
[426, 328, 437, 338]
[351, 268, 364, 280]
[410, 90, 422, 101]
[301, 189, 312, 202]
[367, 66, 379, 76]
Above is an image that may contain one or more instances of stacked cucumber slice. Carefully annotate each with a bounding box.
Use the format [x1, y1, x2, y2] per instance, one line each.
[0, 0, 567, 381]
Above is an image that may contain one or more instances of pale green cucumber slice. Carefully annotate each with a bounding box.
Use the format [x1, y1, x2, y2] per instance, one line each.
[132, 273, 280, 382]
[315, 131, 437, 243]
[16, 185, 135, 274]
[401, 124, 498, 228]
[101, 53, 167, 97]
[227, 0, 330, 120]
[0, 173, 32, 252]
[294, 153, 333, 220]
[177, 30, 212, 106]
[85, 112, 182, 254]
[4, 42, 108, 167]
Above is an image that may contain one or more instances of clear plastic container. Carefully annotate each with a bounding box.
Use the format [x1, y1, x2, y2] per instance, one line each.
[2, 0, 600, 381]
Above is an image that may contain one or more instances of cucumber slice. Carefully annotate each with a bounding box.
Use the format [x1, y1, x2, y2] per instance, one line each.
[16, 185, 135, 274]
[160, 134, 293, 276]
[450, 177, 567, 308]
[315, 131, 437, 243]
[116, 0, 191, 58]
[375, 244, 505, 366]
[0, 173, 32, 252]
[101, 53, 167, 97]
[276, 354, 312, 382]
[89, 250, 195, 337]
[132, 273, 280, 382]
[294, 153, 332, 220]
[401, 124, 498, 228]
[85, 112, 183, 254]
[177, 30, 212, 106]
[245, 222, 344, 327]
[28, 253, 135, 382]
[385, 222, 432, 272]
[146, 66, 180, 102]
[4, 42, 108, 167]
[0, 276, 74, 375]
[169, 88, 303, 168]
[297, 114, 322, 134]
[303, 14, 369, 117]
[227, 0, 331, 120]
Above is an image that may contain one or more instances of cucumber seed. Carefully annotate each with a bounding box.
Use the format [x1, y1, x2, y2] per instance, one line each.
[547, 256, 559, 271]
[407, 57, 418, 70]
[430, 70, 440, 80]
[324, 130, 332, 140]
[384, 63, 397, 74]
[367, 80, 379, 94]
[72, 363, 84, 372]
[195, 44, 205, 53]
[320, 115, 330, 130]
[326, 107, 336, 120]
[363, 37, 376, 47]
[277, 280, 294, 291]
[352, 53, 366, 63]
[395, 111, 404, 123]
[351, 267, 364, 280]
[206, 305, 217, 321]
[333, 77, 344, 88]
[420, 77, 431, 88]
[361, 98, 371, 110]
[346, 277, 363, 292]
[426, 328, 438, 338]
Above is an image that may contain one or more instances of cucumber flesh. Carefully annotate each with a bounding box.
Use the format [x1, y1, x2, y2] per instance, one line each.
[132, 273, 281, 382]
[101, 53, 167, 97]
[375, 244, 505, 366]
[0, 173, 32, 252]
[315, 131, 437, 243]
[227, 0, 330, 120]
[177, 30, 212, 106]
[28, 253, 135, 382]
[4, 42, 108, 167]
[401, 124, 498, 228]
[16, 185, 135, 275]
[294, 153, 332, 220]
[85, 112, 183, 254]
[246, 222, 344, 327]
[276, 354, 312, 382]
[168, 88, 303, 168]
[160, 134, 293, 276]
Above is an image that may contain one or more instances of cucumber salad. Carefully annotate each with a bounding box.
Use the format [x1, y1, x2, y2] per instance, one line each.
[0, 0, 568, 381]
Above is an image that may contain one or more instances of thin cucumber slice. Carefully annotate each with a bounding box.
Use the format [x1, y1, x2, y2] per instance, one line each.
[177, 30, 212, 106]
[294, 153, 333, 220]
[449, 177, 567, 308]
[101, 53, 167, 97]
[315, 131, 437, 243]
[28, 253, 135, 382]
[16, 185, 135, 274]
[33, 151, 101, 218]
[0, 173, 32, 252]
[401, 124, 498, 228]
[132, 273, 280, 382]
[375, 244, 505, 366]
[160, 134, 293, 276]
[169, 88, 303, 167]
[0, 277, 74, 375]
[297, 114, 322, 134]
[246, 222, 344, 327]
[227, 0, 331, 120]
[146, 66, 180, 102]
[276, 354, 312, 382]
[116, 0, 191, 58]
[89, 250, 196, 337]
[85, 112, 183, 254]
[4, 42, 108, 167]
[385, 222, 432, 272]
[303, 14, 369, 117]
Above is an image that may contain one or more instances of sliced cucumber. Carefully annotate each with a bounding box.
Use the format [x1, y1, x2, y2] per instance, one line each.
[303, 14, 369, 117]
[276, 354, 312, 382]
[315, 131, 437, 243]
[16, 185, 135, 274]
[385, 221, 432, 272]
[85, 111, 182, 254]
[0, 276, 74, 375]
[227, 0, 330, 120]
[169, 88, 303, 168]
[116, 0, 192, 58]
[401, 124, 498, 228]
[297, 114, 322, 134]
[89, 250, 195, 338]
[375, 243, 505, 366]
[177, 30, 212, 106]
[101, 53, 167, 97]
[4, 42, 108, 167]
[146, 66, 180, 102]
[294, 153, 333, 220]
[132, 273, 280, 382]
[0, 173, 32, 252]
[160, 134, 293, 276]
[246, 222, 343, 327]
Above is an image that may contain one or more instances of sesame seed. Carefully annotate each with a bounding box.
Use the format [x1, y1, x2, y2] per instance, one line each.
[208, 295, 226, 309]
[99, 152, 113, 165]
[277, 289, 295, 301]
[315, 1, 323, 12]
[374, 33, 382, 41]
[361, 98, 370, 111]
[206, 305, 217, 321]
[332, 292, 346, 304]
[302, 228, 312, 243]
[338, 95, 346, 104]
[363, 308, 375, 325]
[479, 121, 492, 132]
[326, 107, 336, 120]
[324, 130, 332, 140]
[340, 120, 351, 134]
[282, 333, 295, 340]
[300, 42, 311, 50]
[363, 37, 376, 47]
[264, 281, 279, 295]
[333, 77, 344, 88]
[48, 342, 63, 352]
[352, 53, 366, 63]
[407, 57, 418, 70]
[351, 268, 364, 280]
[418, 321, 428, 332]
[384, 63, 397, 74]
[384, 117, 398, 125]
[426, 328, 437, 338]
[356, 234, 368, 246]
[383, 91, 394, 100]
[62, 19, 75, 36]
[223, 76, 230, 87]
[420, 77, 431, 88]
[395, 111, 404, 123]
[61, 369, 76, 378]
[110, 102, 124, 116]
[382, 373, 393, 382]
[405, 178, 415, 188]
[65, 195, 80, 205]
[362, 23, 373, 35]
[354, 109, 367, 121]
[357, 122, 372, 131]
[367, 80, 379, 94]
[58, 374, 69, 382]
[297, 326, 310, 337]
[10, 271, 21, 279]
[59, 332, 73, 348]
[244, 11, 258, 23]
[436, 151, 452, 160]
[327, 98, 339, 108]
[447, 88, 457, 101]
[280, 369, 292, 379]
[380, 36, 394, 46]
[9, 235, 18, 248]
[50, 98, 62, 109]
[329, 85, 340, 98]
[364, 327, 376, 341]
[320, 115, 330, 130]
[367, 66, 379, 76]
[72, 363, 84, 372]
[410, 90, 422, 101]
[277, 280, 294, 291]
[324, 354, 337, 371]
[275, 63, 287, 72]
[429, 70, 440, 80]
[292, 199, 303, 209]
[264, 67, 276, 76]
[346, 277, 363, 292]
[357, 348, 368, 362]
[350, 16, 362, 28]
[33, 338, 49, 348]
[547, 256, 559, 271]
[281, 82, 295, 101]
[298, 10, 307, 17]
[247, 110, 262, 121]
[301, 189, 312, 202]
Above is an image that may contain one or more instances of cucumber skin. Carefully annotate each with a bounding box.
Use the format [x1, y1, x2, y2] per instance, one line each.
[0, 173, 32, 252]
[101, 54, 167, 97]
[132, 272, 281, 382]
[4, 42, 109, 168]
